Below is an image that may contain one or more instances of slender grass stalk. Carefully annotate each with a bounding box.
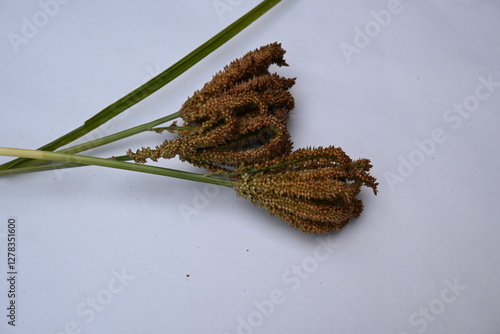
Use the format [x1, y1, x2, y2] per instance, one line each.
[58, 112, 181, 155]
[7, 111, 181, 172]
[0, 155, 132, 176]
[0, 0, 282, 171]
[0, 161, 83, 176]
[0, 147, 234, 187]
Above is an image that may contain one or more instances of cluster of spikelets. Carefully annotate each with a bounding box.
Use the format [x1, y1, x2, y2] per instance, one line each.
[128, 42, 378, 234]
[233, 147, 378, 234]
[128, 42, 295, 174]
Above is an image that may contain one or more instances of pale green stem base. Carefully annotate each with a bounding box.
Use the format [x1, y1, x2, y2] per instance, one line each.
[0, 155, 130, 176]
[8, 111, 181, 172]
[0, 147, 234, 188]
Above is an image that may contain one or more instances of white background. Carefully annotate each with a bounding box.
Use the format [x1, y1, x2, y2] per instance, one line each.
[1, 1, 500, 333]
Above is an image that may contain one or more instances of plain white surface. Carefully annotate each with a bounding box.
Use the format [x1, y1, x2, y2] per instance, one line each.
[1, 1, 500, 333]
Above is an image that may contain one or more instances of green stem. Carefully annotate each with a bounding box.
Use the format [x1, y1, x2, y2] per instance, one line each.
[0, 155, 132, 176]
[0, 0, 282, 171]
[7, 112, 181, 171]
[59, 111, 181, 155]
[0, 147, 234, 187]
[0, 162, 83, 176]
[151, 126, 195, 132]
